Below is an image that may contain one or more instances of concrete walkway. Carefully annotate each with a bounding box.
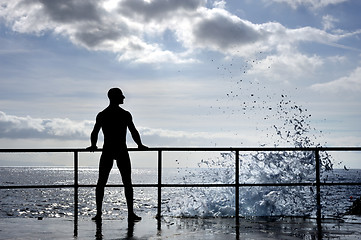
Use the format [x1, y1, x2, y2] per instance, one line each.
[0, 214, 361, 239]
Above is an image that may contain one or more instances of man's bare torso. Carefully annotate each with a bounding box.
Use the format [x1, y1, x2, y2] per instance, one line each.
[97, 106, 131, 151]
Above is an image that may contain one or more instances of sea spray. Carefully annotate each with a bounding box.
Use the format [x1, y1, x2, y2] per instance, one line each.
[237, 151, 316, 216]
[163, 56, 334, 218]
[163, 150, 319, 217]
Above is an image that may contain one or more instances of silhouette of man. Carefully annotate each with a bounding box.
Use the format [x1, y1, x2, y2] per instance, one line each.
[87, 88, 147, 222]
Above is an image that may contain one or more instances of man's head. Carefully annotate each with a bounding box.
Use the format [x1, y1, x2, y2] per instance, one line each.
[108, 88, 125, 105]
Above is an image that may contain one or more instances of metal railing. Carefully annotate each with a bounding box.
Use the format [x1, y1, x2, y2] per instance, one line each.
[1, 147, 361, 236]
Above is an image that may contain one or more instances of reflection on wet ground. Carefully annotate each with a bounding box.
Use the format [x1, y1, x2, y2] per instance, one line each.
[1, 214, 361, 239]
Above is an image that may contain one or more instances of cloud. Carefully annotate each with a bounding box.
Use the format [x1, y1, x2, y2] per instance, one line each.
[0, 0, 194, 64]
[322, 15, 339, 31]
[117, 0, 204, 22]
[139, 126, 240, 142]
[39, 0, 102, 23]
[0, 0, 355, 64]
[191, 9, 266, 52]
[0, 111, 93, 139]
[267, 0, 349, 9]
[168, 7, 350, 58]
[310, 67, 361, 93]
[247, 51, 324, 83]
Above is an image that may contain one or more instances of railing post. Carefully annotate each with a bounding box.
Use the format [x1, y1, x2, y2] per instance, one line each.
[74, 150, 79, 237]
[235, 150, 240, 226]
[315, 149, 321, 221]
[157, 150, 162, 221]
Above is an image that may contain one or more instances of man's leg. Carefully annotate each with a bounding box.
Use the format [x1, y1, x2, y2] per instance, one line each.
[116, 152, 141, 221]
[93, 153, 113, 220]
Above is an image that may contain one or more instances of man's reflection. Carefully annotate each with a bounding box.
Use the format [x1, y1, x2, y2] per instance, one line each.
[94, 220, 135, 239]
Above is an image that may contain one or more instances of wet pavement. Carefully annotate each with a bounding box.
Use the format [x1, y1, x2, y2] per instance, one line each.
[0, 214, 361, 239]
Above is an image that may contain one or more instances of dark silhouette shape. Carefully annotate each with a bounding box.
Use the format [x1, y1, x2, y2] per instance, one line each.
[95, 220, 102, 239]
[127, 221, 135, 238]
[87, 88, 147, 222]
[94, 218, 135, 239]
[347, 196, 361, 215]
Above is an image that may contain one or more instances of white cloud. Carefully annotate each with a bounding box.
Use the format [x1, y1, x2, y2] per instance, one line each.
[139, 126, 240, 142]
[0, 0, 199, 64]
[0, 111, 93, 139]
[267, 0, 349, 9]
[311, 67, 361, 93]
[327, 55, 347, 63]
[0, 0, 355, 64]
[246, 50, 324, 83]
[322, 15, 339, 31]
[213, 0, 226, 9]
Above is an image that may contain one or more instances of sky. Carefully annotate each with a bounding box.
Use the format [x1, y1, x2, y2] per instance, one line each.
[0, 0, 361, 168]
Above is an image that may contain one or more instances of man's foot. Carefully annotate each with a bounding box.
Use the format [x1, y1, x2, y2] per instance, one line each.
[92, 215, 102, 221]
[128, 214, 141, 222]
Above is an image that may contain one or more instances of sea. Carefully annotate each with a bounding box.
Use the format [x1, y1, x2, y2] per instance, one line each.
[1, 151, 360, 220]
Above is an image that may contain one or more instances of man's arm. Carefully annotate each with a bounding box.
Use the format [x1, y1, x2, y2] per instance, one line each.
[128, 116, 147, 149]
[86, 114, 101, 151]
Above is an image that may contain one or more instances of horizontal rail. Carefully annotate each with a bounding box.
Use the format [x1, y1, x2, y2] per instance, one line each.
[1, 146, 361, 152]
[2, 182, 361, 190]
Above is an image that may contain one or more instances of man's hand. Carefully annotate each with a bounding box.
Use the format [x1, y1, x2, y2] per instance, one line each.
[138, 144, 148, 150]
[86, 145, 98, 152]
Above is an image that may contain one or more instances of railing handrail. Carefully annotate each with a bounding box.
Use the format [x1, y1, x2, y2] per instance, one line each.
[1, 146, 361, 152]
